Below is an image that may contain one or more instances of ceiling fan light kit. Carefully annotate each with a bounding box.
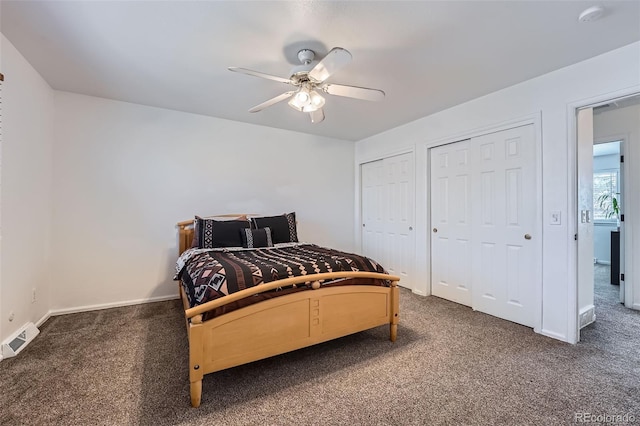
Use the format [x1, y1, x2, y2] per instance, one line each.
[229, 47, 385, 124]
[288, 85, 325, 112]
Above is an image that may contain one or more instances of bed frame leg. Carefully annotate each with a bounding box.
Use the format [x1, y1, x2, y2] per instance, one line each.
[390, 281, 399, 342]
[189, 315, 204, 408]
[190, 380, 202, 408]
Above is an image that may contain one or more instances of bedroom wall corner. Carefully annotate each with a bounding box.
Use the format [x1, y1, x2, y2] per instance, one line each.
[0, 34, 54, 344]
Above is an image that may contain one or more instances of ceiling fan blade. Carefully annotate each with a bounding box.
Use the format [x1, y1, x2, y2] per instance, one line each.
[310, 108, 325, 124]
[308, 47, 352, 83]
[248, 91, 295, 113]
[321, 83, 385, 102]
[228, 67, 293, 85]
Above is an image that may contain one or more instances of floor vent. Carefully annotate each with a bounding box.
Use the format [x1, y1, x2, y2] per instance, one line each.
[1, 322, 39, 358]
[579, 307, 596, 329]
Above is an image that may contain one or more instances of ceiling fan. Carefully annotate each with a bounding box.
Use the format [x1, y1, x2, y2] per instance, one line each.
[229, 47, 385, 124]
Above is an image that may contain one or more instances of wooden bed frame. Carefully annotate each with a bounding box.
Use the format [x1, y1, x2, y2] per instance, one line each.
[176, 217, 400, 407]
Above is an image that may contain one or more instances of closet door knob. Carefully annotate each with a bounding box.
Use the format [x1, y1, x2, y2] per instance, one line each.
[433, 228, 438, 233]
[524, 234, 532, 240]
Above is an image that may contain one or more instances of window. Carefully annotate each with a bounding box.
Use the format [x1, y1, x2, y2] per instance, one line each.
[593, 169, 619, 222]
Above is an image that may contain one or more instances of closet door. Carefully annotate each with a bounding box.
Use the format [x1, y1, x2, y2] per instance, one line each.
[430, 141, 473, 306]
[470, 125, 537, 327]
[361, 160, 385, 268]
[384, 153, 415, 287]
[361, 153, 415, 289]
[430, 125, 537, 327]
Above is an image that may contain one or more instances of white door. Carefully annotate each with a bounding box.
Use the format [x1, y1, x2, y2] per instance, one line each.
[384, 153, 415, 288]
[617, 140, 625, 305]
[430, 125, 538, 327]
[470, 125, 537, 326]
[577, 108, 595, 332]
[430, 141, 473, 306]
[361, 160, 385, 267]
[361, 153, 415, 289]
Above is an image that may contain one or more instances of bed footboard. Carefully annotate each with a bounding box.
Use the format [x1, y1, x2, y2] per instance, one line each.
[181, 273, 399, 408]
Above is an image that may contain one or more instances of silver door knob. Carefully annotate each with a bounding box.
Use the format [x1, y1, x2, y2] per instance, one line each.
[433, 228, 438, 233]
[524, 234, 532, 240]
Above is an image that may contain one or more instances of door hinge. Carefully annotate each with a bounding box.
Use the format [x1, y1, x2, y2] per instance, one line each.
[621, 214, 624, 222]
[621, 273, 625, 281]
[574, 234, 578, 241]
[620, 155, 624, 163]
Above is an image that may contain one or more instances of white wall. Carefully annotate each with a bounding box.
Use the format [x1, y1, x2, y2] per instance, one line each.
[355, 41, 640, 343]
[0, 34, 54, 343]
[594, 102, 640, 309]
[51, 92, 354, 312]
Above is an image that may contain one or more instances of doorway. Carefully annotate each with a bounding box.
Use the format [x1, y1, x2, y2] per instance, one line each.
[592, 140, 622, 305]
[576, 93, 640, 341]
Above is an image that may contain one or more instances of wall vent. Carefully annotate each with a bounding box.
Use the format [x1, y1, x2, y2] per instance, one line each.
[1, 322, 39, 358]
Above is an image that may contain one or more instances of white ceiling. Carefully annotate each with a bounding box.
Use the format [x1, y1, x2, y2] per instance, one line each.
[1, 1, 639, 141]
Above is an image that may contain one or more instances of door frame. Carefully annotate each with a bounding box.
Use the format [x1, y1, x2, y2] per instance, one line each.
[423, 113, 543, 333]
[593, 135, 627, 305]
[567, 87, 640, 344]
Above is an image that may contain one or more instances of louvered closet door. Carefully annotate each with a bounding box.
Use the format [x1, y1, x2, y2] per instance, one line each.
[430, 141, 473, 306]
[430, 125, 537, 327]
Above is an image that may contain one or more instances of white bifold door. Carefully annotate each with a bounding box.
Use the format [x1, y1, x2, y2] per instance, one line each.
[430, 125, 538, 327]
[361, 152, 415, 289]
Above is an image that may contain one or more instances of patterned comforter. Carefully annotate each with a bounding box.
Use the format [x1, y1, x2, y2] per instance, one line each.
[175, 243, 387, 309]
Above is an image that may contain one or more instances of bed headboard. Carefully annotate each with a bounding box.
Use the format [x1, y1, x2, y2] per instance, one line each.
[176, 219, 196, 256]
[176, 214, 258, 255]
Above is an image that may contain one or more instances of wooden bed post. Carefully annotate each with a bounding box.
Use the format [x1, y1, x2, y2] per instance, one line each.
[189, 315, 205, 408]
[177, 221, 192, 256]
[390, 280, 399, 342]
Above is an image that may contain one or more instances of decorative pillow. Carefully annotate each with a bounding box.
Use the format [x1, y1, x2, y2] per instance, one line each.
[191, 215, 248, 248]
[251, 212, 298, 244]
[240, 227, 274, 248]
[195, 216, 250, 248]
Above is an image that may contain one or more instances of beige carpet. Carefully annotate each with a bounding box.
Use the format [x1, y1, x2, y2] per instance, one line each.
[1, 276, 638, 425]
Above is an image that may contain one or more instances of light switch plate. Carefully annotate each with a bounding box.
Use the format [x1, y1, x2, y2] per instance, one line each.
[550, 211, 561, 225]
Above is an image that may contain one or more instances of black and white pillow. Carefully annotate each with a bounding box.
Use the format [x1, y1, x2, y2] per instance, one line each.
[191, 215, 249, 248]
[251, 212, 298, 244]
[241, 227, 274, 248]
[195, 216, 250, 248]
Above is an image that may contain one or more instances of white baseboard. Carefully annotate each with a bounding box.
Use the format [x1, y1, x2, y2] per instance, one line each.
[539, 329, 569, 343]
[49, 294, 180, 317]
[35, 311, 51, 328]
